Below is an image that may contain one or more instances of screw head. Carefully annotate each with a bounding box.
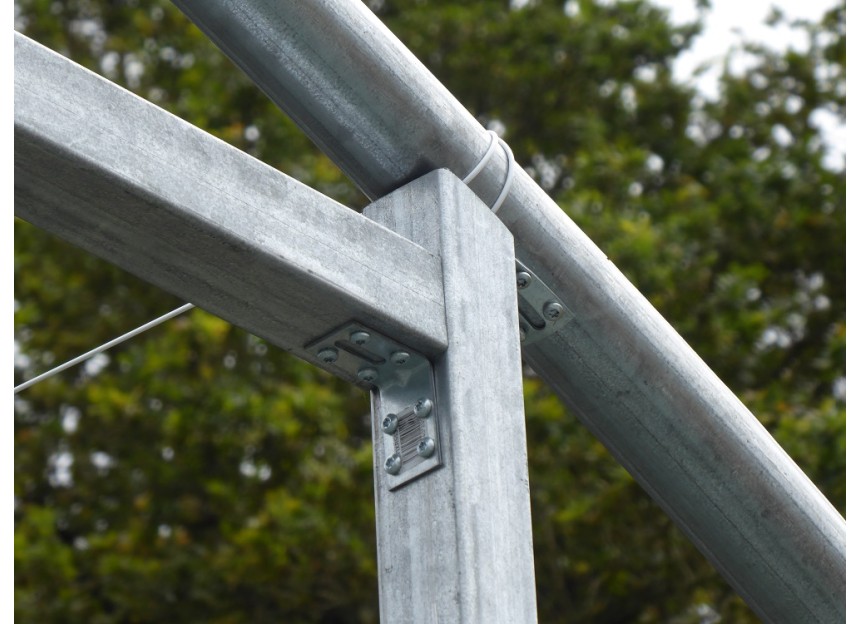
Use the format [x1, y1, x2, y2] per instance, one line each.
[413, 397, 433, 418]
[382, 414, 399, 434]
[516, 271, 532, 290]
[384, 453, 402, 475]
[543, 301, 564, 321]
[350, 331, 371, 345]
[317, 347, 339, 363]
[357, 367, 378, 383]
[391, 351, 410, 366]
[416, 437, 436, 458]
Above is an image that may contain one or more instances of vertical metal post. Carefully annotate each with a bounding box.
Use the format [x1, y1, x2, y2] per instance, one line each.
[363, 170, 538, 623]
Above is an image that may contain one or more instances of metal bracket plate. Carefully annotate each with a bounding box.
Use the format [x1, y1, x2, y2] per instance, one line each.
[515, 259, 572, 346]
[303, 322, 442, 490]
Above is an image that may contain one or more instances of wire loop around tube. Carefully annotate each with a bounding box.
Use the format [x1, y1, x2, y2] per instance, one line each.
[462, 130, 515, 213]
[490, 138, 514, 213]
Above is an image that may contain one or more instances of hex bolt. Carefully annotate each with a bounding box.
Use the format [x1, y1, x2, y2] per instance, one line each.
[516, 271, 532, 290]
[384, 453, 402, 475]
[543, 301, 564, 321]
[317, 347, 339, 364]
[416, 437, 436, 458]
[350, 330, 371, 345]
[413, 397, 433, 418]
[390, 351, 410, 366]
[357, 367, 378, 383]
[382, 414, 399, 435]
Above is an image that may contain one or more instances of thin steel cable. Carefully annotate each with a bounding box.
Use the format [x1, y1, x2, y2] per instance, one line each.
[14, 303, 195, 394]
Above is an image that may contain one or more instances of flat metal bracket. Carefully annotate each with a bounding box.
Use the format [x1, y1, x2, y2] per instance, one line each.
[516, 259, 572, 346]
[303, 322, 442, 490]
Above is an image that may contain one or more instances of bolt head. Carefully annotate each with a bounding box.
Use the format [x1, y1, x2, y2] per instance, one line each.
[516, 271, 532, 290]
[416, 437, 436, 458]
[391, 351, 410, 366]
[543, 301, 564, 321]
[357, 367, 378, 383]
[382, 414, 399, 434]
[317, 347, 339, 364]
[384, 453, 402, 475]
[350, 331, 371, 345]
[413, 397, 433, 418]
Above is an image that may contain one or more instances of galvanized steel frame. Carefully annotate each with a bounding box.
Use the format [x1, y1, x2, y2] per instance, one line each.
[168, 2, 846, 622]
[14, 0, 847, 619]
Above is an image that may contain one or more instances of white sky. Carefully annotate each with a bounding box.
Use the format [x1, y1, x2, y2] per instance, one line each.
[653, 0, 840, 92]
[650, 0, 845, 168]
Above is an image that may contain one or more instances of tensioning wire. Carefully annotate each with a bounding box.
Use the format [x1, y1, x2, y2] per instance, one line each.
[14, 303, 195, 394]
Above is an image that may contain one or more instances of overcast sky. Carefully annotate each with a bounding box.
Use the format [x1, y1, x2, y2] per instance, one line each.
[650, 0, 845, 168]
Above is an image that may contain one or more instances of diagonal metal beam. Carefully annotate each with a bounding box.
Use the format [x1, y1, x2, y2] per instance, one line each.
[168, 2, 845, 622]
[13, 32, 447, 369]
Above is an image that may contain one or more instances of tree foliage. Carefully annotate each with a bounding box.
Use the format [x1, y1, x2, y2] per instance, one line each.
[14, 1, 845, 622]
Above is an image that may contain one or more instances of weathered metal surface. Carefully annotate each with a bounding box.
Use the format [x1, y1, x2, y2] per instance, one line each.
[168, 2, 846, 621]
[14, 32, 447, 361]
[364, 170, 538, 623]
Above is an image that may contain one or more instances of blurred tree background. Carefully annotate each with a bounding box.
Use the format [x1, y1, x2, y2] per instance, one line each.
[14, 0, 845, 622]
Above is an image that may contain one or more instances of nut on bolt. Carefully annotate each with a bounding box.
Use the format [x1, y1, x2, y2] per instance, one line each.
[413, 397, 433, 418]
[416, 437, 436, 458]
[384, 453, 402, 475]
[317, 347, 338, 363]
[543, 301, 564, 321]
[382, 414, 399, 435]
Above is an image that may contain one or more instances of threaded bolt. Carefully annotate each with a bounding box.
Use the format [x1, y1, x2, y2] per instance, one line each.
[417, 437, 436, 458]
[382, 414, 398, 435]
[391, 351, 410, 366]
[413, 397, 433, 418]
[350, 331, 371, 345]
[317, 347, 338, 363]
[543, 301, 564, 321]
[385, 454, 402, 475]
[516, 271, 532, 289]
[357, 367, 378, 383]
